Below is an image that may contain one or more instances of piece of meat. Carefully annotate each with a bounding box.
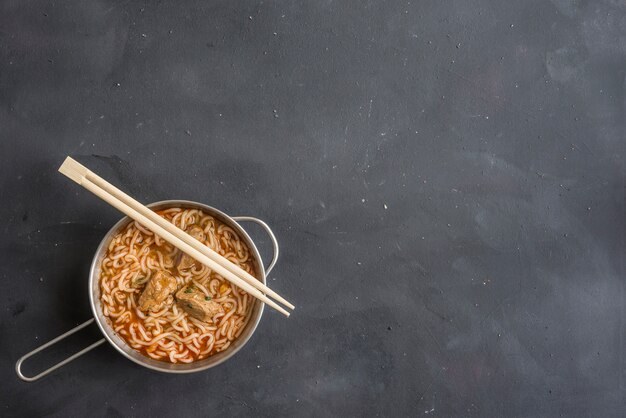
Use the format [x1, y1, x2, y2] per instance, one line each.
[138, 271, 177, 312]
[176, 284, 223, 322]
[177, 226, 206, 271]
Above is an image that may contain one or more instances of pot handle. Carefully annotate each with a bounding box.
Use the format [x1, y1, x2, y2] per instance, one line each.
[232, 216, 279, 275]
[15, 318, 106, 382]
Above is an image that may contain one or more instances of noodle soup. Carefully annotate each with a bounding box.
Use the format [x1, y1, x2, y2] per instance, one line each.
[99, 207, 258, 364]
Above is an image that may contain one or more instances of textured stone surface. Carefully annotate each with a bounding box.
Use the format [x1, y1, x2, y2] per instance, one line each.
[1, 0, 624, 416]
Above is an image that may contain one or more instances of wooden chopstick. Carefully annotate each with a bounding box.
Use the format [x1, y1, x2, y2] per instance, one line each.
[83, 166, 295, 311]
[59, 157, 291, 317]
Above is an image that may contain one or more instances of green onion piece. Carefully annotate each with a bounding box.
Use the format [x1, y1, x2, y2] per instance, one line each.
[205, 296, 211, 301]
[184, 288, 193, 293]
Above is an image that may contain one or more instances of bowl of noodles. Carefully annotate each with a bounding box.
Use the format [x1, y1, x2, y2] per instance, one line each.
[89, 199, 276, 373]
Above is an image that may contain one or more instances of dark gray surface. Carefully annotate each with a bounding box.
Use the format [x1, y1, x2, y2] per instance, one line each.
[1, 0, 624, 416]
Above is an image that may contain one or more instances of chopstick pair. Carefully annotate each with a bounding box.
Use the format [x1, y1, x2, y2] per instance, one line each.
[59, 157, 294, 317]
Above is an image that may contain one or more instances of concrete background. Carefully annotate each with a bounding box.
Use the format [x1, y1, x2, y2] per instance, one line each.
[1, 0, 624, 416]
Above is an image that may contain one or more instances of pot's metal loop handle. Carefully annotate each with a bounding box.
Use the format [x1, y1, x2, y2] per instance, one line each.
[232, 216, 279, 275]
[15, 318, 106, 382]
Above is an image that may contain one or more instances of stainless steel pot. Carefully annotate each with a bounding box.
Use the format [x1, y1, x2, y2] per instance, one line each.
[16, 200, 278, 381]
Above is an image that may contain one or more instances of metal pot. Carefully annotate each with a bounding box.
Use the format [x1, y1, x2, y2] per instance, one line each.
[16, 200, 278, 381]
